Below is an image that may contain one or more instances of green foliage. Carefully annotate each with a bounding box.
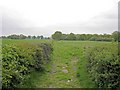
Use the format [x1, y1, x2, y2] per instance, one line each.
[7, 34, 27, 39]
[52, 31, 62, 40]
[85, 44, 120, 88]
[2, 39, 119, 88]
[112, 31, 120, 42]
[51, 31, 114, 42]
[1, 34, 47, 40]
[67, 33, 76, 40]
[2, 43, 53, 88]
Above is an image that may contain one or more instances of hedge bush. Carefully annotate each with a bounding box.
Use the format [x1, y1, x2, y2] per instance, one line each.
[2, 43, 53, 88]
[85, 44, 120, 88]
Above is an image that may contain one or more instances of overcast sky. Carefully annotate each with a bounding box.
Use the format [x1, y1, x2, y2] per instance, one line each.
[0, 0, 119, 36]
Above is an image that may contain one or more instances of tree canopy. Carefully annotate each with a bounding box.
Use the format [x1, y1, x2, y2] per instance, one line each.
[52, 31, 62, 40]
[51, 31, 120, 42]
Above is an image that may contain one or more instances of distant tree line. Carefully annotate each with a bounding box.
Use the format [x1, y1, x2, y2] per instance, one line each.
[52, 31, 120, 42]
[1, 31, 120, 42]
[0, 34, 50, 39]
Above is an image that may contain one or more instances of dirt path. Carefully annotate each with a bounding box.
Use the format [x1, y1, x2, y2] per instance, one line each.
[30, 41, 81, 88]
[46, 56, 80, 88]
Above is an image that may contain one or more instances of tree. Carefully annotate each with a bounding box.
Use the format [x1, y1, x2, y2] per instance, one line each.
[79, 34, 86, 40]
[67, 33, 76, 40]
[112, 31, 120, 42]
[7, 34, 19, 39]
[19, 34, 27, 39]
[52, 31, 62, 40]
[1, 36, 7, 39]
[61, 34, 67, 40]
[32, 36, 36, 39]
[36, 35, 44, 39]
[40, 35, 44, 39]
[28, 35, 32, 39]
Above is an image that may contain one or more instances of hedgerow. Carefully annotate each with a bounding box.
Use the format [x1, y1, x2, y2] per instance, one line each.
[2, 43, 53, 88]
[85, 44, 120, 88]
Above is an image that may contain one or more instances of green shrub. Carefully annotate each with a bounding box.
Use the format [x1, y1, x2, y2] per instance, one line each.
[85, 44, 120, 88]
[2, 43, 53, 88]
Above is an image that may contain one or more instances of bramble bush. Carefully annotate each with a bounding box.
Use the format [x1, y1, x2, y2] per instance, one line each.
[2, 43, 53, 88]
[85, 44, 120, 88]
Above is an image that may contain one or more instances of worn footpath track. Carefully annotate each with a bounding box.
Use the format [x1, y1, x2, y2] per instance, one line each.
[30, 41, 83, 88]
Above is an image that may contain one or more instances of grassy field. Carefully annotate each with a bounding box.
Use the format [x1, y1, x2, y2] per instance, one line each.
[19, 40, 115, 88]
[2, 39, 118, 88]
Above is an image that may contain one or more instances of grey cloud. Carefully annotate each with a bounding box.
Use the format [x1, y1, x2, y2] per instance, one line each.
[53, 7, 118, 34]
[1, 5, 118, 37]
[2, 15, 51, 36]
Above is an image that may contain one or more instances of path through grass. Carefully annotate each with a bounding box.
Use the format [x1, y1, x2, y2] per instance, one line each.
[22, 41, 111, 88]
[28, 41, 82, 88]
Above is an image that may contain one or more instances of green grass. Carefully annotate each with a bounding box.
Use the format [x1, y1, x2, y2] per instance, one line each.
[2, 39, 115, 88]
[2, 39, 52, 45]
